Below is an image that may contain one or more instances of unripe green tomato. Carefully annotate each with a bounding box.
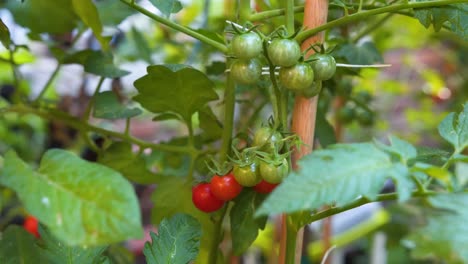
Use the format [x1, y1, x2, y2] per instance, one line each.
[337, 105, 356, 124]
[253, 127, 283, 153]
[309, 54, 336, 81]
[231, 32, 263, 60]
[259, 159, 289, 184]
[279, 63, 315, 91]
[356, 108, 375, 126]
[233, 163, 262, 187]
[230, 59, 262, 85]
[267, 39, 301, 67]
[355, 91, 372, 104]
[300, 81, 322, 98]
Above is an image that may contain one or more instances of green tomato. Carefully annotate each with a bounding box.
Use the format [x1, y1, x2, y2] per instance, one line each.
[300, 81, 322, 98]
[267, 38, 301, 67]
[253, 127, 283, 153]
[355, 91, 372, 104]
[336, 105, 355, 124]
[233, 163, 262, 187]
[259, 158, 289, 184]
[231, 32, 263, 60]
[356, 108, 375, 126]
[230, 59, 262, 85]
[279, 63, 315, 91]
[309, 54, 336, 81]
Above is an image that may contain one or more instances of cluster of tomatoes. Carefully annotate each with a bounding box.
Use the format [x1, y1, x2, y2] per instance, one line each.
[336, 90, 375, 127]
[229, 30, 337, 97]
[192, 127, 289, 213]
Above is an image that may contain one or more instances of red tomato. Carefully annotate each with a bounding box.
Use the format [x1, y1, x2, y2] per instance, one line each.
[192, 183, 225, 213]
[210, 173, 243, 201]
[23, 215, 40, 238]
[254, 180, 278, 194]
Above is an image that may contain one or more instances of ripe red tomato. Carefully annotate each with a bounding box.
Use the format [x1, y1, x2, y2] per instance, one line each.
[192, 183, 225, 213]
[23, 215, 40, 238]
[254, 180, 278, 194]
[210, 173, 243, 201]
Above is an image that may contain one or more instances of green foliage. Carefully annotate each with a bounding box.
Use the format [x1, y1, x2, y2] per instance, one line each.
[334, 42, 383, 65]
[405, 193, 468, 263]
[0, 226, 47, 264]
[438, 103, 468, 153]
[95, 0, 135, 26]
[0, 19, 11, 49]
[149, 0, 183, 17]
[414, 3, 468, 40]
[63, 50, 130, 78]
[143, 214, 201, 264]
[256, 142, 414, 217]
[71, 0, 108, 49]
[315, 109, 337, 147]
[230, 190, 268, 255]
[93, 91, 142, 120]
[133, 65, 218, 123]
[38, 226, 108, 264]
[0, 150, 143, 246]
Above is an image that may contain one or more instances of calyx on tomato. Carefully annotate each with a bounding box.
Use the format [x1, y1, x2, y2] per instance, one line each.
[252, 126, 284, 153]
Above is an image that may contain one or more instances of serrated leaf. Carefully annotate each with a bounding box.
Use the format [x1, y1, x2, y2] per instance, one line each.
[230, 190, 268, 255]
[315, 109, 336, 147]
[438, 103, 468, 153]
[334, 42, 383, 65]
[38, 226, 107, 264]
[143, 214, 201, 264]
[412, 146, 450, 166]
[93, 91, 142, 120]
[148, 0, 183, 17]
[0, 19, 11, 49]
[95, 0, 135, 26]
[375, 136, 417, 163]
[414, 3, 468, 40]
[404, 193, 468, 263]
[98, 142, 159, 184]
[256, 143, 413, 216]
[133, 65, 218, 123]
[150, 177, 220, 263]
[0, 150, 143, 246]
[5, 0, 79, 34]
[0, 226, 47, 264]
[72, 0, 109, 49]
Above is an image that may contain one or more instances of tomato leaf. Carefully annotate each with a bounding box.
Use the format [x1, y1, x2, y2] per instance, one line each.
[438, 103, 468, 153]
[150, 177, 221, 263]
[374, 136, 417, 163]
[256, 143, 414, 217]
[230, 190, 268, 255]
[98, 142, 160, 184]
[93, 91, 142, 120]
[130, 27, 153, 64]
[0, 19, 11, 49]
[333, 42, 383, 65]
[38, 226, 107, 264]
[199, 106, 223, 141]
[144, 214, 201, 264]
[63, 50, 130, 78]
[315, 109, 336, 147]
[414, 3, 468, 40]
[4, 0, 78, 34]
[71, 0, 109, 50]
[0, 150, 143, 246]
[133, 65, 218, 123]
[95, 0, 135, 26]
[404, 193, 468, 263]
[0, 226, 47, 263]
[148, 0, 183, 17]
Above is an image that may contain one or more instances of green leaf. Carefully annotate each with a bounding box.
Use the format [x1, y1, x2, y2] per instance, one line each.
[150, 177, 220, 263]
[256, 143, 413, 216]
[144, 214, 201, 264]
[93, 91, 142, 120]
[0, 19, 11, 49]
[412, 163, 453, 188]
[404, 193, 468, 263]
[315, 109, 336, 147]
[133, 65, 218, 123]
[98, 142, 160, 184]
[148, 0, 183, 17]
[412, 146, 450, 166]
[0, 150, 143, 246]
[375, 136, 417, 163]
[0, 226, 47, 264]
[72, 0, 109, 49]
[199, 106, 223, 141]
[414, 3, 468, 40]
[230, 190, 268, 255]
[5, 0, 79, 34]
[63, 50, 130, 78]
[438, 103, 468, 153]
[334, 42, 383, 65]
[455, 162, 468, 188]
[38, 226, 107, 264]
[95, 0, 135, 26]
[130, 27, 153, 64]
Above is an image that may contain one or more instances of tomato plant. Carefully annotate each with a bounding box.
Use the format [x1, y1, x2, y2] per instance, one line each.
[0, 0, 466, 263]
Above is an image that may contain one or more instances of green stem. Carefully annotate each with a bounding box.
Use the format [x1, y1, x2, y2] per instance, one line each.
[209, 206, 228, 264]
[351, 13, 393, 42]
[83, 76, 105, 121]
[219, 66, 236, 164]
[33, 63, 61, 103]
[308, 190, 437, 223]
[285, 0, 295, 34]
[239, 0, 251, 22]
[249, 6, 305, 21]
[3, 105, 195, 154]
[285, 223, 297, 264]
[119, 0, 228, 53]
[9, 48, 20, 91]
[296, 0, 468, 42]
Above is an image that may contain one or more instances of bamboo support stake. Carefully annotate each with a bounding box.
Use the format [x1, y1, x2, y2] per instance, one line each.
[290, 0, 329, 263]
